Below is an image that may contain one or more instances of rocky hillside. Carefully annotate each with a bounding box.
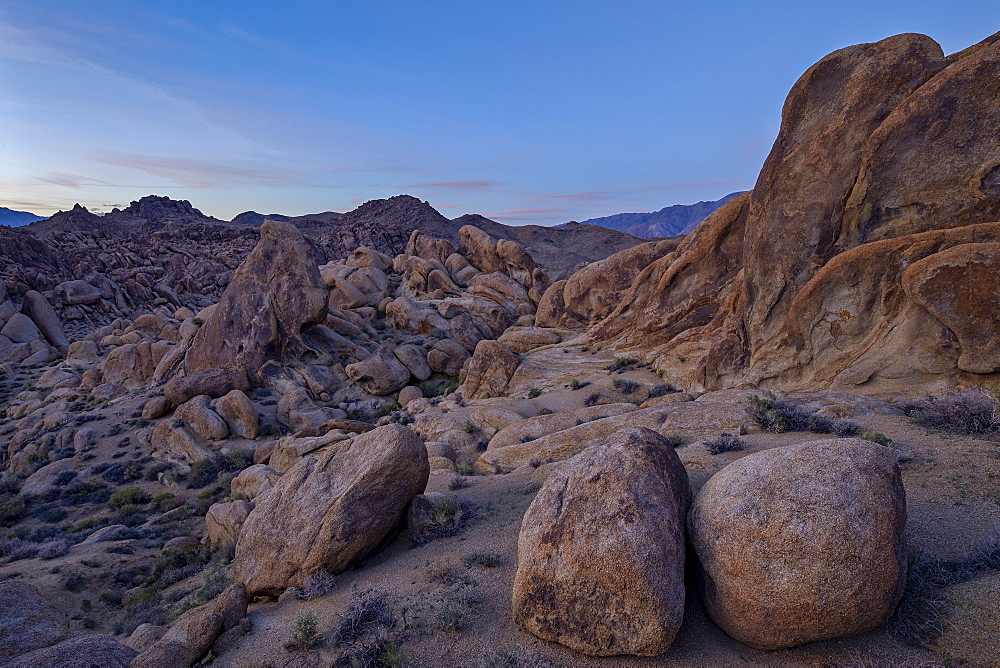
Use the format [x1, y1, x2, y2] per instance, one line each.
[0, 30, 997, 668]
[578, 191, 744, 238]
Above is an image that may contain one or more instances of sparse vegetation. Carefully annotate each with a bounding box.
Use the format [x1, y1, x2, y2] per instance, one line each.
[648, 383, 679, 398]
[436, 601, 464, 632]
[527, 388, 542, 398]
[900, 387, 1000, 435]
[291, 610, 320, 649]
[411, 498, 474, 545]
[109, 486, 150, 509]
[480, 646, 558, 668]
[612, 378, 639, 394]
[584, 393, 600, 407]
[704, 433, 745, 455]
[448, 475, 470, 491]
[606, 356, 638, 373]
[465, 552, 503, 568]
[568, 379, 589, 391]
[745, 391, 868, 438]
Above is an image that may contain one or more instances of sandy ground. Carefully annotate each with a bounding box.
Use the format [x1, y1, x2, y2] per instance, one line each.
[217, 409, 999, 667]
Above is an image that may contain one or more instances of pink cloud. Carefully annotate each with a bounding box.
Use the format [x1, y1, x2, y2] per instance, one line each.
[406, 180, 502, 191]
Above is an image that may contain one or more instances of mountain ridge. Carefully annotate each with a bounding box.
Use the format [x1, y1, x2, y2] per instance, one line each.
[578, 192, 745, 238]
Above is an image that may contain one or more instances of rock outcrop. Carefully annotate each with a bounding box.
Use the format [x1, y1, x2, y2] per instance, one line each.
[582, 31, 1000, 397]
[182, 220, 328, 383]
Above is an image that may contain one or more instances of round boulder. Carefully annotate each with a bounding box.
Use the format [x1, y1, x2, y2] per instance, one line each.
[512, 427, 691, 656]
[688, 438, 907, 651]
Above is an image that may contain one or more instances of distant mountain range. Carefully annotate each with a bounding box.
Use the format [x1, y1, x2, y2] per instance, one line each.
[0, 207, 45, 227]
[19, 194, 650, 279]
[577, 192, 745, 238]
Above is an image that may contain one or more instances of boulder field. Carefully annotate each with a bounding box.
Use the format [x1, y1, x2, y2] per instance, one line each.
[0, 29, 997, 667]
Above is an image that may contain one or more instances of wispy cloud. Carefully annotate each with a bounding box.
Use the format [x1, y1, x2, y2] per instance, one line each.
[405, 180, 503, 192]
[34, 171, 117, 188]
[94, 151, 305, 189]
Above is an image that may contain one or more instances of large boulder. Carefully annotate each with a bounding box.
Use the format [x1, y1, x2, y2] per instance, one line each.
[183, 220, 328, 382]
[214, 389, 259, 439]
[345, 343, 412, 395]
[461, 340, 520, 399]
[131, 584, 247, 668]
[0, 313, 42, 344]
[426, 339, 470, 377]
[205, 500, 253, 546]
[21, 290, 69, 353]
[740, 34, 947, 353]
[163, 368, 250, 406]
[688, 439, 907, 650]
[0, 581, 68, 660]
[512, 427, 691, 656]
[103, 342, 173, 390]
[5, 635, 136, 668]
[234, 424, 429, 595]
[175, 395, 229, 441]
[52, 279, 102, 305]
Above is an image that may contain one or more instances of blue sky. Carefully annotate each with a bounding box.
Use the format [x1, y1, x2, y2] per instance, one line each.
[1, 2, 997, 224]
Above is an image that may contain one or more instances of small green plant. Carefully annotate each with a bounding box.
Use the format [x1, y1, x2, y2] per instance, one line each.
[663, 435, 684, 448]
[108, 486, 150, 509]
[861, 430, 893, 447]
[568, 378, 587, 390]
[448, 476, 469, 491]
[584, 393, 600, 407]
[527, 388, 542, 398]
[648, 383, 678, 398]
[378, 641, 406, 667]
[436, 602, 464, 632]
[291, 610, 320, 649]
[537, 407, 553, 416]
[463, 422, 476, 434]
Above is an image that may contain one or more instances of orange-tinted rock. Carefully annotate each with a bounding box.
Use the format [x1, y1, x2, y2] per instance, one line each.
[536, 240, 676, 329]
[513, 427, 690, 656]
[688, 439, 906, 651]
[839, 34, 1000, 248]
[741, 34, 947, 351]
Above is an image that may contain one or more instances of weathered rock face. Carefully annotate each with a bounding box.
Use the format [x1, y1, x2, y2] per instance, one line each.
[214, 389, 259, 439]
[461, 340, 520, 399]
[688, 439, 906, 651]
[345, 343, 412, 395]
[21, 290, 69, 353]
[583, 31, 1000, 397]
[513, 427, 691, 656]
[131, 583, 247, 668]
[163, 368, 250, 406]
[5, 635, 136, 668]
[536, 240, 676, 328]
[183, 220, 328, 382]
[0, 581, 68, 660]
[742, 34, 948, 351]
[234, 424, 429, 595]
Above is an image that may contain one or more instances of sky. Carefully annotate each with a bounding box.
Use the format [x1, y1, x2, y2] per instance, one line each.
[1, 2, 998, 225]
